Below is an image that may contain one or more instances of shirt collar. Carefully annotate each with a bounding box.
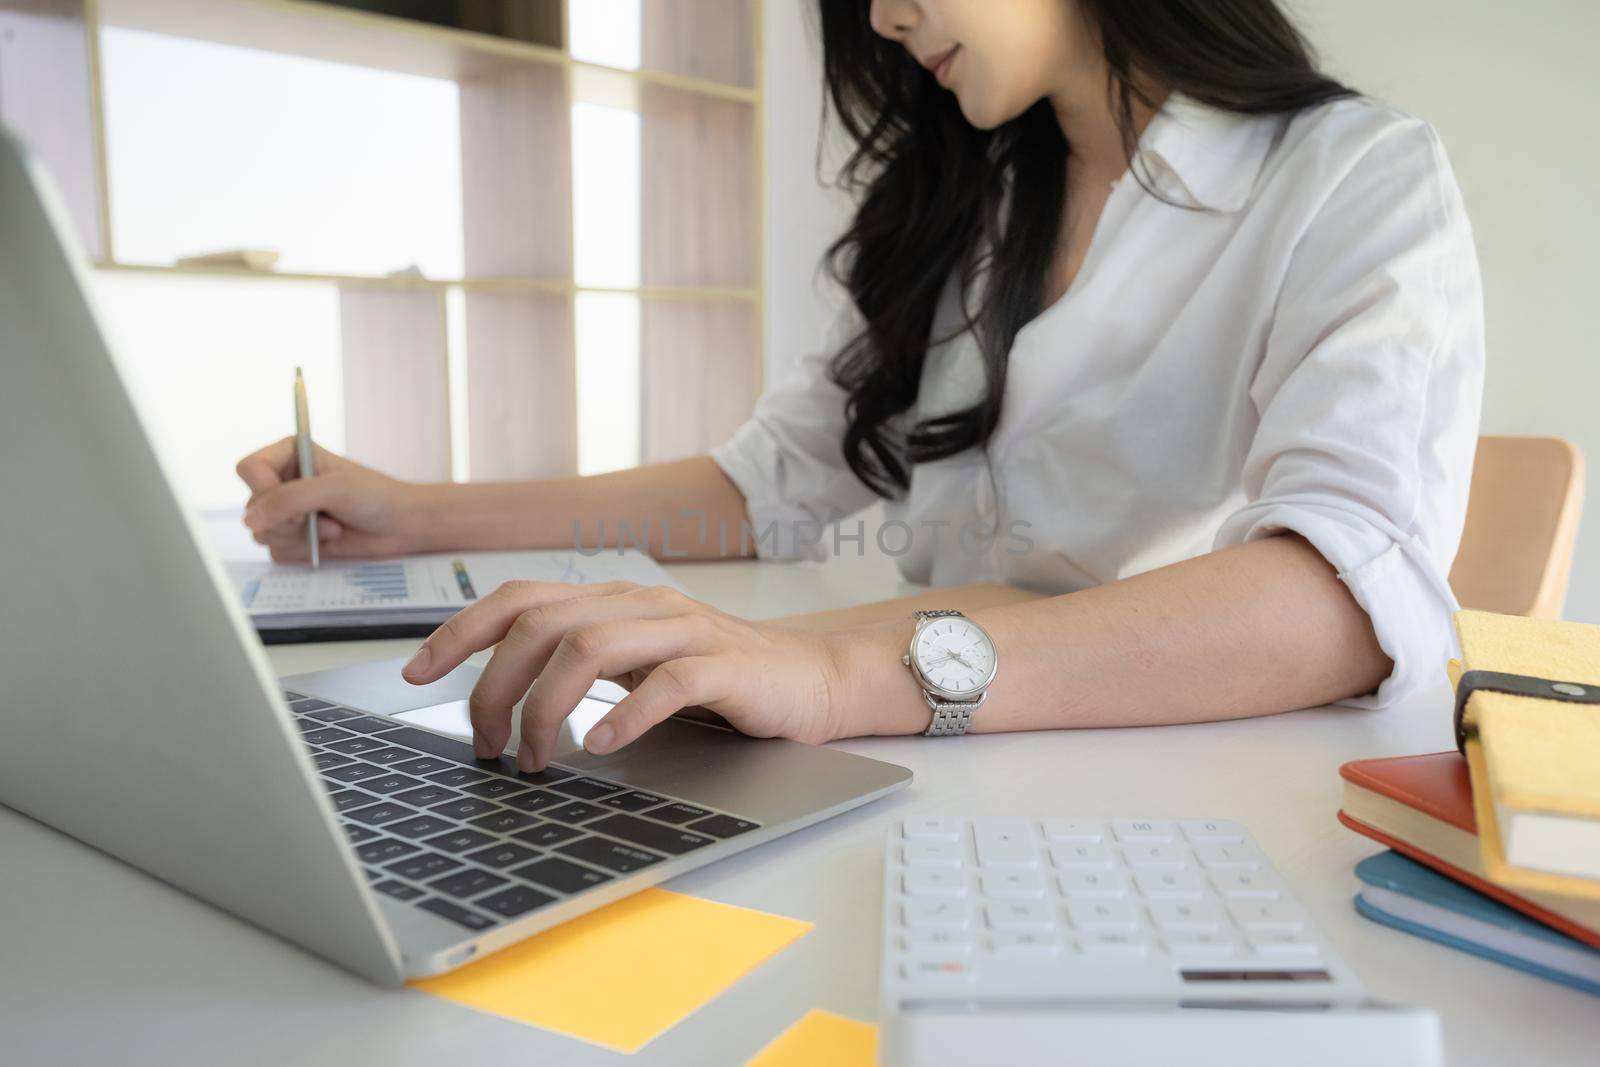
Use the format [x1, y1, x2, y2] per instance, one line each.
[1134, 93, 1281, 213]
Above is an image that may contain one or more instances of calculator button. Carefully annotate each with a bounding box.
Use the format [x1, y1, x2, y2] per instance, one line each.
[979, 871, 1045, 898]
[902, 959, 975, 987]
[1134, 871, 1206, 900]
[1122, 843, 1193, 870]
[1110, 819, 1176, 843]
[989, 932, 1064, 958]
[902, 931, 975, 956]
[1051, 843, 1114, 870]
[1193, 842, 1263, 870]
[904, 869, 967, 897]
[1066, 900, 1142, 934]
[1247, 933, 1320, 959]
[904, 817, 965, 841]
[1059, 871, 1129, 899]
[1227, 899, 1305, 934]
[1164, 934, 1240, 959]
[1079, 932, 1150, 959]
[1180, 819, 1247, 844]
[1211, 871, 1283, 899]
[904, 900, 971, 931]
[1040, 819, 1104, 843]
[984, 901, 1055, 931]
[904, 842, 964, 868]
[1148, 899, 1225, 934]
[974, 820, 1039, 868]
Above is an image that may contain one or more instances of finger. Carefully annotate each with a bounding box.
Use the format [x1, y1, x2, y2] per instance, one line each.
[236, 437, 297, 495]
[518, 617, 716, 771]
[401, 579, 645, 686]
[243, 472, 358, 531]
[584, 656, 729, 757]
[465, 588, 704, 757]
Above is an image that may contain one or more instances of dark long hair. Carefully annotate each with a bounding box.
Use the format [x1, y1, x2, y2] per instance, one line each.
[818, 0, 1355, 496]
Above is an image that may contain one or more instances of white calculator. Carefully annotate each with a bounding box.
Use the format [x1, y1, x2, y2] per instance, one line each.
[879, 817, 1441, 1067]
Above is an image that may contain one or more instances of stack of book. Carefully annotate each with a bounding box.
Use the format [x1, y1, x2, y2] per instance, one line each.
[1338, 611, 1600, 996]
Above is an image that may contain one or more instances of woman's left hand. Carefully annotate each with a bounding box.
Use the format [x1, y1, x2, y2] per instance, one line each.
[400, 581, 859, 772]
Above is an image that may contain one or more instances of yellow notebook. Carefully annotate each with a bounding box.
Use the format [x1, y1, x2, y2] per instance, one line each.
[1454, 610, 1600, 899]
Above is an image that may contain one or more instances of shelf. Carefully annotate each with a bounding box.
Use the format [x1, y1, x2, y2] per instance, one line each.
[98, 0, 758, 102]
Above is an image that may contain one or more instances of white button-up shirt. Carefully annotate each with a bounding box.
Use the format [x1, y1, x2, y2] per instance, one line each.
[714, 95, 1485, 707]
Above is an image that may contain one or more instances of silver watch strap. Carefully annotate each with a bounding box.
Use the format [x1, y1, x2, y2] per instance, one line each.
[923, 694, 984, 737]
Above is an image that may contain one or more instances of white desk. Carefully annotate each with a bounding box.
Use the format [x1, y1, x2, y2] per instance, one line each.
[3, 558, 1596, 1065]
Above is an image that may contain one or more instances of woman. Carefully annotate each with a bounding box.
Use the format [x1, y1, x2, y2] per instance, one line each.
[237, 0, 1483, 773]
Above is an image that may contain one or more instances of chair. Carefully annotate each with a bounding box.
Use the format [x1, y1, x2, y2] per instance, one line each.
[1449, 436, 1586, 619]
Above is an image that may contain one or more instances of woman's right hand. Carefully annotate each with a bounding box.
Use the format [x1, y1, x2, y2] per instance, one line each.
[236, 438, 427, 562]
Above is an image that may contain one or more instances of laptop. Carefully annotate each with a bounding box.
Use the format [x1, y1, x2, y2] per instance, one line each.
[0, 130, 912, 984]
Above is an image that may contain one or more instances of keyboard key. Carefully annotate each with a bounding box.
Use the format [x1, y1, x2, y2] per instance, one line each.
[425, 767, 492, 788]
[1180, 819, 1247, 844]
[512, 856, 614, 894]
[329, 790, 375, 813]
[377, 725, 486, 766]
[295, 718, 322, 734]
[501, 790, 569, 814]
[429, 797, 501, 820]
[901, 930, 975, 956]
[903, 842, 963, 868]
[515, 765, 576, 786]
[687, 814, 759, 838]
[468, 809, 539, 835]
[344, 825, 379, 844]
[358, 838, 420, 864]
[424, 829, 497, 854]
[1080, 933, 1151, 959]
[543, 801, 610, 825]
[418, 897, 495, 931]
[282, 691, 307, 702]
[389, 756, 455, 776]
[974, 820, 1038, 868]
[1122, 843, 1193, 870]
[904, 869, 966, 897]
[988, 931, 1064, 958]
[373, 879, 424, 902]
[1059, 871, 1129, 899]
[1110, 819, 1176, 843]
[362, 747, 420, 766]
[979, 871, 1045, 898]
[903, 899, 971, 931]
[556, 836, 664, 873]
[514, 822, 585, 848]
[1134, 871, 1206, 900]
[1066, 900, 1142, 934]
[477, 885, 556, 919]
[393, 785, 461, 808]
[547, 777, 624, 801]
[429, 868, 509, 900]
[363, 773, 425, 796]
[601, 790, 668, 813]
[324, 763, 388, 783]
[903, 817, 964, 841]
[1041, 819, 1104, 843]
[984, 901, 1055, 931]
[1051, 844, 1115, 870]
[1149, 899, 1225, 934]
[1193, 842, 1263, 871]
[305, 706, 361, 723]
[387, 815, 456, 840]
[290, 698, 335, 713]
[587, 814, 714, 855]
[901, 959, 974, 987]
[339, 716, 404, 735]
[1226, 899, 1305, 934]
[646, 802, 713, 825]
[1211, 871, 1283, 899]
[1246, 933, 1320, 959]
[364, 868, 383, 883]
[326, 736, 391, 756]
[465, 843, 542, 869]
[303, 727, 356, 746]
[385, 852, 462, 880]
[1164, 934, 1239, 959]
[460, 778, 530, 801]
[347, 801, 419, 826]
[312, 752, 355, 771]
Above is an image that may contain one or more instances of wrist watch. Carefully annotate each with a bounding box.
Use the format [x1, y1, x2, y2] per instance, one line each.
[901, 610, 999, 737]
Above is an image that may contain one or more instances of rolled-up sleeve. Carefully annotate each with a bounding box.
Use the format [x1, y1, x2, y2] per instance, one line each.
[712, 310, 880, 559]
[1215, 117, 1485, 707]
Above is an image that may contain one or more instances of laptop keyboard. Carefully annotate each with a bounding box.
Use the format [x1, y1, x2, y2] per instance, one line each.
[282, 691, 762, 932]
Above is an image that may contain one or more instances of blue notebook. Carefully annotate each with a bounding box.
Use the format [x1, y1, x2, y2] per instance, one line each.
[1355, 850, 1600, 997]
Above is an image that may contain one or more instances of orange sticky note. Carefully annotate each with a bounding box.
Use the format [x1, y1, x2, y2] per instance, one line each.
[746, 1010, 878, 1067]
[410, 888, 811, 1053]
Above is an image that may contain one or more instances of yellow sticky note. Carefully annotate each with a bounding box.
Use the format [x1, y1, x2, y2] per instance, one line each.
[746, 1010, 878, 1067]
[411, 888, 811, 1053]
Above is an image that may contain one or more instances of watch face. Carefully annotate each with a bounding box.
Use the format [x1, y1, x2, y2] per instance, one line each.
[913, 617, 996, 699]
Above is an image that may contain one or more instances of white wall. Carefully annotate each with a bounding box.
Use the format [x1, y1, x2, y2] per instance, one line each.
[763, 0, 1600, 618]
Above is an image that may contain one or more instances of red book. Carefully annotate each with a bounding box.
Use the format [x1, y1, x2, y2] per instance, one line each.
[1339, 752, 1600, 949]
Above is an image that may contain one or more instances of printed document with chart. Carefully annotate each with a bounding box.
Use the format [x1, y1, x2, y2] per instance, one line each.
[228, 550, 681, 641]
